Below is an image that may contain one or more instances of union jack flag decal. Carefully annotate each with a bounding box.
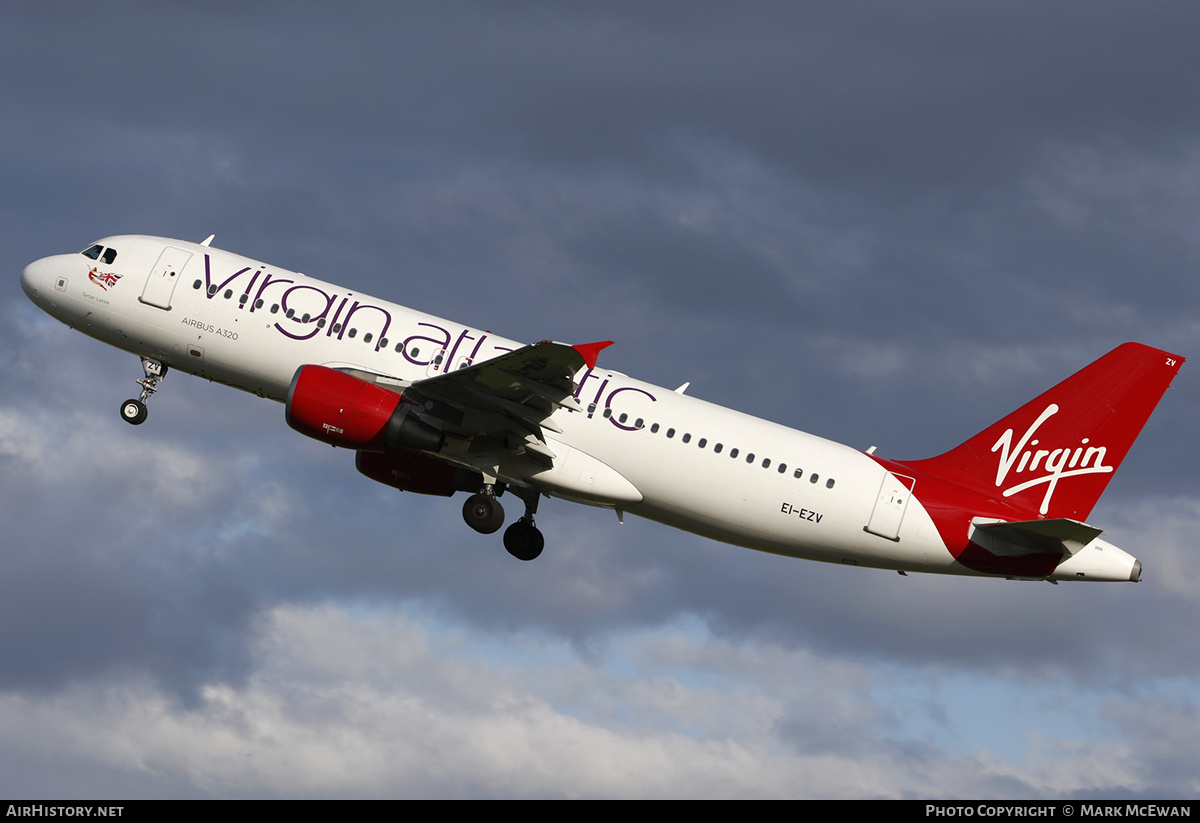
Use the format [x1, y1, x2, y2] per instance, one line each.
[88, 267, 122, 291]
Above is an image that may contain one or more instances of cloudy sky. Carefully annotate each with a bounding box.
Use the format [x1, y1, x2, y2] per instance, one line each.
[3, 2, 1199, 799]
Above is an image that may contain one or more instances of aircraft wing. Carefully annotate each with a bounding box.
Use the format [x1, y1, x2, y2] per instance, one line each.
[406, 340, 613, 463]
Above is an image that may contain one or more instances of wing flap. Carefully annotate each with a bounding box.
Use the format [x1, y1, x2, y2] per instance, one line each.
[408, 339, 612, 467]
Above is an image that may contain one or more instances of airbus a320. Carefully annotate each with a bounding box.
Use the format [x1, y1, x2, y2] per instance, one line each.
[21, 235, 1184, 581]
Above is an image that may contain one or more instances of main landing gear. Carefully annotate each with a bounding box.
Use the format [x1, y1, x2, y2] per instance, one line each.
[503, 517, 544, 562]
[120, 357, 167, 426]
[461, 482, 545, 561]
[462, 485, 505, 534]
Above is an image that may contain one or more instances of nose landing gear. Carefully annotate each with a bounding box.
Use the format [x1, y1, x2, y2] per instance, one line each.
[120, 357, 167, 425]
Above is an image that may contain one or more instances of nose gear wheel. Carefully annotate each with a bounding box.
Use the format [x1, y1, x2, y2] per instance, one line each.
[120, 356, 167, 425]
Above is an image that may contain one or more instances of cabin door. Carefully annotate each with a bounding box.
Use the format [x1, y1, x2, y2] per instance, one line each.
[865, 472, 915, 541]
[140, 246, 192, 310]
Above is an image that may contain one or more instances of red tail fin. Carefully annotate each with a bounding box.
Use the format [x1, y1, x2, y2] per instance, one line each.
[904, 343, 1184, 520]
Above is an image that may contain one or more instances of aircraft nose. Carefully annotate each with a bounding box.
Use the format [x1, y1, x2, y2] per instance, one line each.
[21, 257, 46, 303]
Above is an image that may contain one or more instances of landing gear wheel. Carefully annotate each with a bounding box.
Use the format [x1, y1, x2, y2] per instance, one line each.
[122, 357, 166, 426]
[503, 519, 544, 561]
[463, 493, 505, 535]
[120, 399, 148, 425]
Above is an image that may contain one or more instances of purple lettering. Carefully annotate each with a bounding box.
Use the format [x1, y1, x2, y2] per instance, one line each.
[575, 368, 599, 401]
[468, 333, 488, 362]
[250, 270, 295, 311]
[402, 322, 451, 365]
[202, 256, 252, 299]
[339, 301, 392, 350]
[238, 268, 262, 309]
[588, 376, 610, 418]
[326, 296, 350, 335]
[605, 386, 657, 431]
[275, 284, 340, 341]
[446, 328, 475, 367]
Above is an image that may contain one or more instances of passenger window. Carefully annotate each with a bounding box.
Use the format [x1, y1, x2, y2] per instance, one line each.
[240, 294, 249, 305]
[794, 469, 803, 479]
[810, 473, 819, 484]
[714, 443, 723, 453]
[348, 328, 357, 338]
[619, 413, 628, 424]
[682, 433, 691, 443]
[651, 423, 660, 433]
[730, 448, 739, 458]
[698, 438, 707, 448]
[255, 299, 264, 309]
[746, 453, 755, 463]
[193, 280, 202, 290]
[286, 308, 295, 318]
[224, 289, 234, 299]
[364, 333, 373, 343]
[209, 285, 218, 295]
[317, 317, 325, 327]
[270, 304, 279, 314]
[635, 418, 644, 429]
[301, 313, 310, 322]
[762, 458, 770, 468]
[394, 342, 404, 353]
[826, 478, 836, 489]
[603, 408, 612, 418]
[667, 428, 675, 438]
[379, 337, 387, 347]
[777, 464, 787, 474]
[334, 323, 343, 334]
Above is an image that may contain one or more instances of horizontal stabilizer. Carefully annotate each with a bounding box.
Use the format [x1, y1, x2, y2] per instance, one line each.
[970, 517, 1102, 557]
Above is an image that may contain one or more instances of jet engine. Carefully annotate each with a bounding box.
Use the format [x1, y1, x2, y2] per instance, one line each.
[356, 448, 479, 496]
[285, 365, 443, 453]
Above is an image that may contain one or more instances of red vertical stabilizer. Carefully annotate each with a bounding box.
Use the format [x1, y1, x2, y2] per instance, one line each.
[900, 343, 1184, 521]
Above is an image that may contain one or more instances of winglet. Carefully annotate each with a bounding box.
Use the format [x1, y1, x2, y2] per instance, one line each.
[573, 340, 614, 370]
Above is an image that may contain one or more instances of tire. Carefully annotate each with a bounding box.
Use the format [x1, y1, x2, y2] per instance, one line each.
[503, 520, 544, 561]
[462, 493, 505, 534]
[120, 399, 147, 425]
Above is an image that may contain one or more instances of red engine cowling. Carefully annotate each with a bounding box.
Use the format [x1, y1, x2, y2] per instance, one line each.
[285, 365, 442, 452]
[356, 448, 476, 496]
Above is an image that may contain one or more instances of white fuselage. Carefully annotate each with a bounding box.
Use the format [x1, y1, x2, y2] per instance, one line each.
[20, 235, 1142, 581]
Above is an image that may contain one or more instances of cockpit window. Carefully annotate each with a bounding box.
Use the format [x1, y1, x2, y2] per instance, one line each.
[79, 244, 118, 265]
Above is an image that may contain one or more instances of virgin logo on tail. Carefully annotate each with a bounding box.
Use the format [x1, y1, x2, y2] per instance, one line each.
[991, 404, 1113, 514]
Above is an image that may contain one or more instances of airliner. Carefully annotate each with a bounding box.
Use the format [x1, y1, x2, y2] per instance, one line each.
[20, 235, 1184, 581]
